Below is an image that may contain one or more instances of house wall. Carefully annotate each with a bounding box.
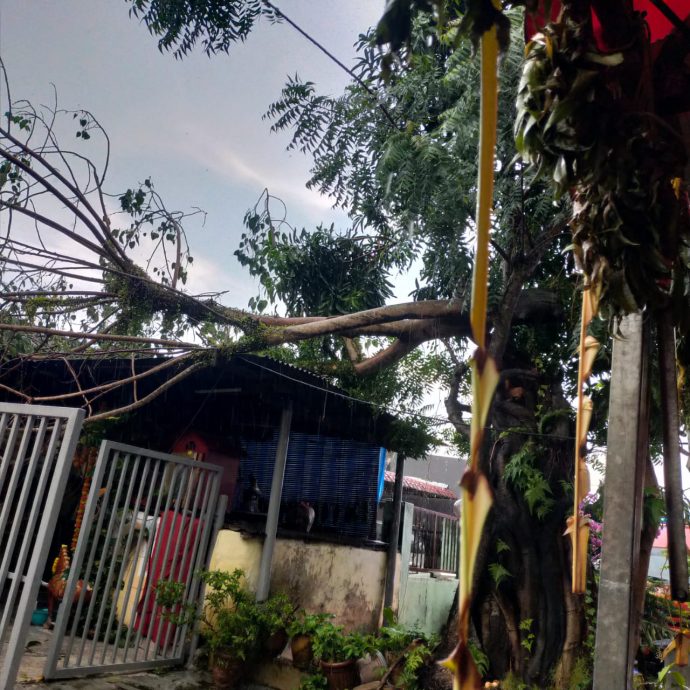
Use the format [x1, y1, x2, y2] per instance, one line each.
[209, 529, 392, 631]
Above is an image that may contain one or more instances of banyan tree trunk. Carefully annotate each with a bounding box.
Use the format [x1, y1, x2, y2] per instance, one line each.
[469, 378, 583, 687]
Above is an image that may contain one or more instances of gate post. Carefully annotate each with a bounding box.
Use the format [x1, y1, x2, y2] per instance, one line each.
[385, 453, 406, 609]
[256, 402, 293, 602]
[593, 313, 649, 689]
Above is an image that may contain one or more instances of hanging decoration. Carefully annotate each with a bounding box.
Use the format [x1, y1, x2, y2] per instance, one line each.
[515, 4, 690, 597]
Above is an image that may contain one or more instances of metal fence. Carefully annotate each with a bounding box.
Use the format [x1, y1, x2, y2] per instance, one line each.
[0, 403, 84, 689]
[44, 440, 225, 679]
[409, 505, 459, 574]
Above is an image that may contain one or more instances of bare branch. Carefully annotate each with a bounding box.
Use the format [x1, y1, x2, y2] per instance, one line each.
[85, 360, 207, 423]
[62, 357, 93, 416]
[0, 322, 203, 349]
[0, 381, 30, 401]
[445, 362, 471, 437]
[0, 124, 125, 262]
[29, 352, 196, 403]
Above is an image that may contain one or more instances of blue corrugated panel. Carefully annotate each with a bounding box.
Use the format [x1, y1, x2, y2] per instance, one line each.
[236, 432, 381, 538]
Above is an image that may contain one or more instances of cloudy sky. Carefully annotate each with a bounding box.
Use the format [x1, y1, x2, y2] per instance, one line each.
[0, 0, 384, 305]
[5, 3, 688, 485]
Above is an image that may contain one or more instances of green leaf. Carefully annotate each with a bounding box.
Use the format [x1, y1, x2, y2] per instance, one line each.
[488, 562, 512, 586]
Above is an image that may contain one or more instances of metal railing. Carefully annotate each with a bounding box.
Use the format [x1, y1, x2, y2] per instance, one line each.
[0, 403, 84, 690]
[44, 440, 225, 679]
[409, 506, 459, 575]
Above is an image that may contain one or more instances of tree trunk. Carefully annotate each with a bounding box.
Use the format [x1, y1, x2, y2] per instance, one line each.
[631, 456, 661, 653]
[466, 369, 584, 687]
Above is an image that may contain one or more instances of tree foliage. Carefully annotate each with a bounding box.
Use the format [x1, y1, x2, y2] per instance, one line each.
[126, 0, 280, 57]
[0, 4, 645, 686]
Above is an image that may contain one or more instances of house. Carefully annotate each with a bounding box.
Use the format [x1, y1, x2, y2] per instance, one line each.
[404, 452, 465, 497]
[382, 469, 458, 514]
[0, 354, 400, 631]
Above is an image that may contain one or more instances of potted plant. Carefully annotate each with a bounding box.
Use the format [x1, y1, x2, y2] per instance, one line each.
[257, 592, 295, 657]
[299, 671, 328, 690]
[374, 624, 437, 690]
[288, 611, 334, 670]
[156, 569, 260, 689]
[313, 622, 372, 690]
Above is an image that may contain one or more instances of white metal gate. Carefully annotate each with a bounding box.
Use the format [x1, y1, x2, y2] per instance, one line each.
[0, 403, 85, 689]
[44, 440, 225, 679]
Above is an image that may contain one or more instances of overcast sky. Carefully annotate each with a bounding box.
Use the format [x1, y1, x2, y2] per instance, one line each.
[5, 3, 689, 485]
[0, 0, 384, 305]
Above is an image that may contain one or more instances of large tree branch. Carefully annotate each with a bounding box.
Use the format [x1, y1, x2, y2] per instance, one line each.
[445, 363, 471, 438]
[352, 338, 421, 376]
[267, 300, 465, 341]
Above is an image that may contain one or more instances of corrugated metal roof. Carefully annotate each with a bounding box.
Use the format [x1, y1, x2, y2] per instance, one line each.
[384, 470, 456, 499]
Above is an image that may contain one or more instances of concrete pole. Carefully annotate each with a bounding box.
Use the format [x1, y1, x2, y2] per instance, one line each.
[384, 453, 405, 609]
[256, 402, 292, 602]
[593, 313, 649, 689]
[398, 502, 414, 615]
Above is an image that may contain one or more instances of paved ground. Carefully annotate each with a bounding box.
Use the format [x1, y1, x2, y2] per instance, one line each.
[8, 627, 272, 690]
[19, 670, 272, 690]
[20, 669, 214, 690]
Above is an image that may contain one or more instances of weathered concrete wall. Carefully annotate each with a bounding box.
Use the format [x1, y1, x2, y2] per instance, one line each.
[209, 529, 390, 631]
[271, 537, 387, 631]
[398, 572, 457, 636]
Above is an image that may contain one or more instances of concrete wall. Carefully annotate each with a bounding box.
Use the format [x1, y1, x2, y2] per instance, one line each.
[209, 529, 390, 631]
[398, 572, 457, 636]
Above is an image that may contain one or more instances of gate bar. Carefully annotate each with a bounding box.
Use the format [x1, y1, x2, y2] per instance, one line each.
[44, 440, 224, 679]
[0, 404, 84, 690]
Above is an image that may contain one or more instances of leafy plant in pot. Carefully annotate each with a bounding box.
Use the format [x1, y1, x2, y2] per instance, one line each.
[312, 622, 372, 690]
[288, 611, 333, 670]
[374, 624, 438, 690]
[156, 569, 260, 689]
[257, 592, 295, 658]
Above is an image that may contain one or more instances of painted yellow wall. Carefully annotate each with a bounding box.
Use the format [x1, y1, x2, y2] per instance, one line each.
[209, 529, 263, 592]
[209, 529, 390, 631]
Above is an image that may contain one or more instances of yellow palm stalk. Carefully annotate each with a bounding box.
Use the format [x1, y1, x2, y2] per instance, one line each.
[664, 630, 690, 667]
[568, 285, 600, 594]
[443, 7, 501, 689]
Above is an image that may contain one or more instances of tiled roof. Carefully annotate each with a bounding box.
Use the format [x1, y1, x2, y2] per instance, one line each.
[384, 470, 457, 499]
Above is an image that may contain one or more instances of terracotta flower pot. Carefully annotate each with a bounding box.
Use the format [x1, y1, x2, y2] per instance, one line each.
[211, 652, 244, 689]
[264, 628, 289, 657]
[320, 658, 360, 690]
[291, 633, 314, 669]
